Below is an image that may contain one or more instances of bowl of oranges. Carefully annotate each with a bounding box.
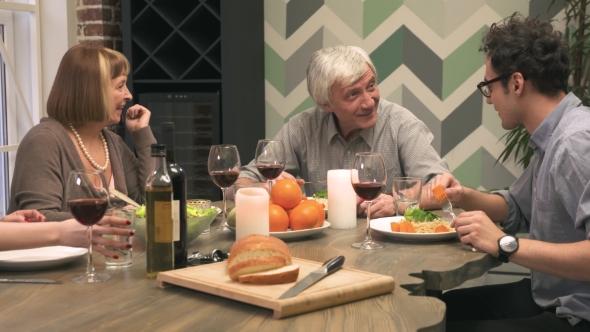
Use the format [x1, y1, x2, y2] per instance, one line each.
[268, 179, 330, 239]
[227, 179, 330, 239]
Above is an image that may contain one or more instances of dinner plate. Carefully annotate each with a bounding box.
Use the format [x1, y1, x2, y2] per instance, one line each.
[370, 216, 458, 242]
[0, 246, 87, 271]
[226, 221, 331, 240]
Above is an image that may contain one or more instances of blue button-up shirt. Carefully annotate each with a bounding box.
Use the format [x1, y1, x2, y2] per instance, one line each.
[496, 93, 590, 325]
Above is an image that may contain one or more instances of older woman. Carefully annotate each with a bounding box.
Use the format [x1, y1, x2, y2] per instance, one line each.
[8, 44, 156, 220]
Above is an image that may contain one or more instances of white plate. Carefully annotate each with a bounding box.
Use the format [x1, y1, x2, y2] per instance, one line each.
[0, 246, 87, 271]
[226, 221, 331, 240]
[370, 216, 458, 242]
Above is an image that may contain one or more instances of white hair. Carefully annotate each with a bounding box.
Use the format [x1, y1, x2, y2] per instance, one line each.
[306, 45, 377, 106]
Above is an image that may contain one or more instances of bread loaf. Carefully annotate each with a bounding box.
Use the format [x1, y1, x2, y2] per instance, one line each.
[228, 234, 293, 281]
[238, 264, 299, 284]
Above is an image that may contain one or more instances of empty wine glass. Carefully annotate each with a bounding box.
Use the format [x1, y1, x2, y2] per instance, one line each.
[208, 145, 241, 230]
[67, 169, 111, 283]
[350, 153, 386, 250]
[255, 139, 286, 193]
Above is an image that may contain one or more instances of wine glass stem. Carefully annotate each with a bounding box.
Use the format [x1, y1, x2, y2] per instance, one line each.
[86, 226, 95, 275]
[365, 201, 372, 241]
[222, 188, 227, 225]
[268, 180, 273, 194]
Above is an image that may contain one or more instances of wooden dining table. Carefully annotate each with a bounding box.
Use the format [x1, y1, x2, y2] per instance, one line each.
[0, 203, 500, 331]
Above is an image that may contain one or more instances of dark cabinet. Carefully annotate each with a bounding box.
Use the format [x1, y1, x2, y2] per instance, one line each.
[122, 0, 265, 200]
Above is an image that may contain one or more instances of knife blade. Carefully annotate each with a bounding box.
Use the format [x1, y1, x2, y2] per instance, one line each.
[278, 255, 345, 299]
[0, 278, 62, 284]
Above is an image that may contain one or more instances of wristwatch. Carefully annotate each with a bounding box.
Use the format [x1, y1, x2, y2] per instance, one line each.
[498, 235, 519, 263]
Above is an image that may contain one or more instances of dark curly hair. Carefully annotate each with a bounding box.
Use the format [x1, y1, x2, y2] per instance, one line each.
[480, 17, 570, 97]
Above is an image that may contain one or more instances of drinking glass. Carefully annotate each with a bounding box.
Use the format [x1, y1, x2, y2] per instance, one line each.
[392, 177, 422, 215]
[255, 139, 285, 193]
[350, 153, 386, 250]
[67, 169, 111, 283]
[208, 144, 241, 230]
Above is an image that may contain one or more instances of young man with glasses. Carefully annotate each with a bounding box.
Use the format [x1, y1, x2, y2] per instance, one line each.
[440, 17, 590, 331]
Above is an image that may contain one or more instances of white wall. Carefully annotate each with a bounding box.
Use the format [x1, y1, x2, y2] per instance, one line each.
[39, 0, 77, 115]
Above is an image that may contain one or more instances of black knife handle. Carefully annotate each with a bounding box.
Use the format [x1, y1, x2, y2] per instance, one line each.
[323, 255, 345, 275]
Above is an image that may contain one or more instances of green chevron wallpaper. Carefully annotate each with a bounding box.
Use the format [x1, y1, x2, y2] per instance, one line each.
[263, 0, 565, 191]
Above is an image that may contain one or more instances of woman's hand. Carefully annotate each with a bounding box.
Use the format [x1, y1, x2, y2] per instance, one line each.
[1, 210, 46, 223]
[125, 104, 151, 132]
[57, 216, 133, 258]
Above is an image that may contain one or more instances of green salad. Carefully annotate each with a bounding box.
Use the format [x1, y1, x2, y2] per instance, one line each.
[135, 205, 217, 218]
[313, 190, 327, 199]
[403, 207, 439, 222]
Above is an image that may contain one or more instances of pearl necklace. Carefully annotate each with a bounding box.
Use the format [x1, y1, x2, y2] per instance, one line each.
[69, 123, 109, 171]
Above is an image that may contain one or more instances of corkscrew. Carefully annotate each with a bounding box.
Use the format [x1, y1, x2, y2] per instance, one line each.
[187, 249, 229, 266]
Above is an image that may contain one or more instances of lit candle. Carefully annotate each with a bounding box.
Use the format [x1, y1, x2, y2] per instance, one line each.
[327, 170, 357, 229]
[235, 187, 269, 240]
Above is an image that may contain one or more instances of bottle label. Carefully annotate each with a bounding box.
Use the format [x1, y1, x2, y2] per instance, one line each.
[172, 200, 180, 241]
[155, 201, 173, 243]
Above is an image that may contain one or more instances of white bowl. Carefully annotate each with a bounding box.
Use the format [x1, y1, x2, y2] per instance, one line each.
[134, 208, 221, 243]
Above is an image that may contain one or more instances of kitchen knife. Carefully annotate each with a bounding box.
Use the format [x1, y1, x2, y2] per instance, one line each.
[0, 278, 62, 284]
[278, 255, 345, 299]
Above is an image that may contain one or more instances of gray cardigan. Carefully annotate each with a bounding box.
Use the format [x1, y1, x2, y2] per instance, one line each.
[8, 117, 156, 221]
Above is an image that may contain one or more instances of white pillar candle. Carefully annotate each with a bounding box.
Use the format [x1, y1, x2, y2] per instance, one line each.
[328, 169, 357, 229]
[235, 187, 269, 240]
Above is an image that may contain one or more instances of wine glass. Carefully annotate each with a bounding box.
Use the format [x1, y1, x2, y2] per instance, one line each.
[67, 169, 111, 283]
[208, 144, 241, 230]
[350, 153, 386, 250]
[255, 139, 286, 193]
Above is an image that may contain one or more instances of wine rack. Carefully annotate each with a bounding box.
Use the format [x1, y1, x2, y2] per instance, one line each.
[127, 0, 221, 82]
[122, 0, 266, 201]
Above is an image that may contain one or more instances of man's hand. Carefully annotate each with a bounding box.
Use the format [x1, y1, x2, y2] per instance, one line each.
[451, 211, 505, 254]
[274, 171, 305, 186]
[125, 104, 151, 132]
[356, 194, 395, 218]
[442, 175, 465, 206]
[419, 173, 459, 209]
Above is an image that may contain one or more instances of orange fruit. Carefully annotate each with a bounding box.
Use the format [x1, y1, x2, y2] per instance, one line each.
[270, 179, 303, 210]
[300, 200, 324, 228]
[289, 203, 319, 231]
[269, 204, 289, 232]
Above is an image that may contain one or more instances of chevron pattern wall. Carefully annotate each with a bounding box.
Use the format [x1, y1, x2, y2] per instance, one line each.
[264, 0, 565, 191]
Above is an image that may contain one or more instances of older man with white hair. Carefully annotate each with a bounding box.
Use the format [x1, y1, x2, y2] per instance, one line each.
[238, 45, 451, 218]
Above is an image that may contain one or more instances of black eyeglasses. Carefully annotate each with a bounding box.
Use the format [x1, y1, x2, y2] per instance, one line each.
[477, 74, 510, 98]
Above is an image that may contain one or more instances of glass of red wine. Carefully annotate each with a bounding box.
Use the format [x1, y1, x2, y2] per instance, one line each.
[208, 144, 241, 230]
[255, 139, 286, 193]
[350, 152, 386, 250]
[67, 169, 111, 283]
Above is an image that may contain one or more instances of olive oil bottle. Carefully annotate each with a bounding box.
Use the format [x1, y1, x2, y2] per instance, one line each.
[146, 144, 174, 278]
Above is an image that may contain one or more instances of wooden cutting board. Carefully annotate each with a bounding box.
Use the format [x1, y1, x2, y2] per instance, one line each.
[157, 257, 395, 318]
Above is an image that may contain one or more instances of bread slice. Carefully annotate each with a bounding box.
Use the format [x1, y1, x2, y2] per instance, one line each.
[229, 255, 287, 281]
[238, 264, 299, 284]
[228, 234, 293, 281]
